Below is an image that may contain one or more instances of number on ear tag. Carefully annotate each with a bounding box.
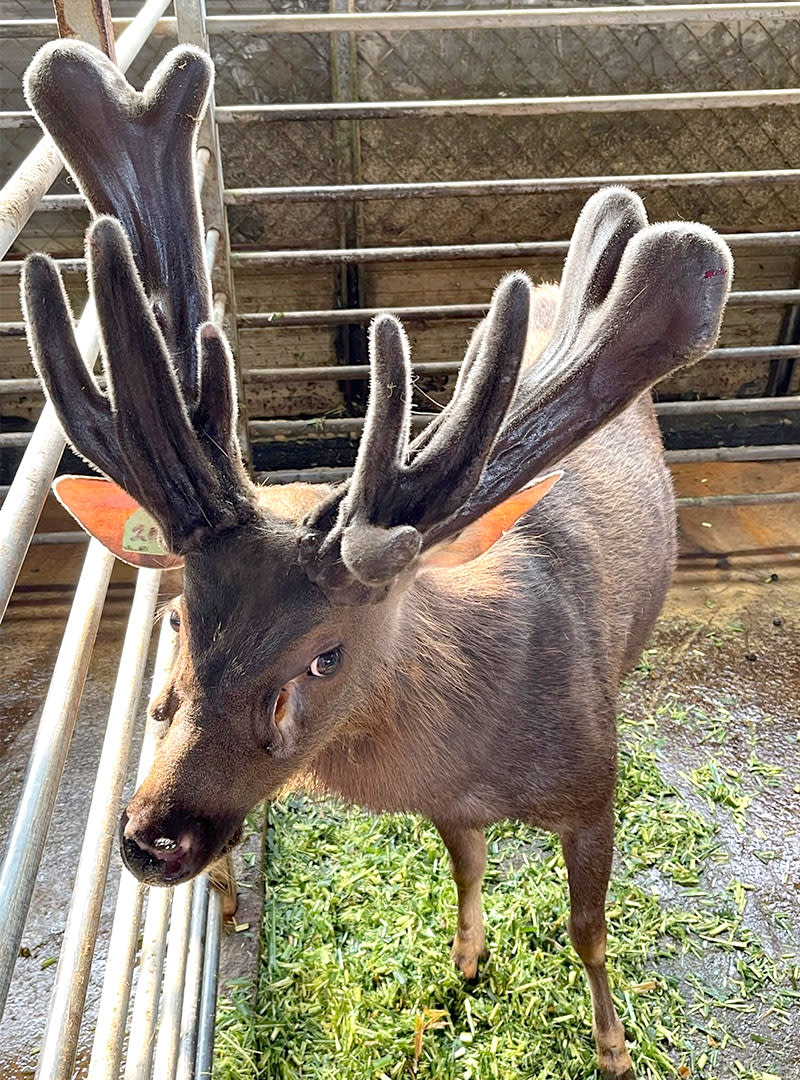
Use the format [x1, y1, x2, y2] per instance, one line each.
[52, 475, 184, 569]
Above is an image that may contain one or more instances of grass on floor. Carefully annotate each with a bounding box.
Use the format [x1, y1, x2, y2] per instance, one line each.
[214, 715, 796, 1080]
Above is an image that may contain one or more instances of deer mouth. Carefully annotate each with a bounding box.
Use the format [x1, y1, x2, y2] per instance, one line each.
[119, 809, 241, 887]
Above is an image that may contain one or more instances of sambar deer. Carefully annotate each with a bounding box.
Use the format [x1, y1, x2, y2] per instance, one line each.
[22, 41, 732, 1078]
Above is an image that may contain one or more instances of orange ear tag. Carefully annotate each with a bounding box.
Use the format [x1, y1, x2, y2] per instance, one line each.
[52, 475, 184, 569]
[420, 470, 563, 570]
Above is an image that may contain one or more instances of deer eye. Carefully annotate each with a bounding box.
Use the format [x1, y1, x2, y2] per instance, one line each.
[169, 609, 181, 632]
[308, 646, 341, 678]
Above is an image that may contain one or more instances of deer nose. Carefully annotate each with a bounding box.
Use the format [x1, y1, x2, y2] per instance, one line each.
[119, 809, 197, 886]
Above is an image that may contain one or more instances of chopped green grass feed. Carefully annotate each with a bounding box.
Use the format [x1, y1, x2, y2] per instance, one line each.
[214, 716, 795, 1080]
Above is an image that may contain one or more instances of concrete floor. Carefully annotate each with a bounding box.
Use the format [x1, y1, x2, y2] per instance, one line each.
[0, 480, 799, 1078]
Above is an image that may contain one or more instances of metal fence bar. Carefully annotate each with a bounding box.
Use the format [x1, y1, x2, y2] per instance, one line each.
[24, 168, 800, 215]
[153, 882, 196, 1080]
[236, 300, 800, 329]
[0, 0, 171, 260]
[124, 887, 174, 1080]
[12, 4, 800, 39]
[34, 569, 161, 1080]
[676, 491, 800, 506]
[223, 169, 800, 205]
[0, 539, 115, 1020]
[217, 89, 800, 125]
[0, 301, 98, 625]
[2, 228, 799, 279]
[229, 229, 800, 266]
[175, 880, 210, 1080]
[655, 395, 800, 415]
[665, 444, 800, 462]
[86, 613, 173, 1080]
[194, 888, 223, 1080]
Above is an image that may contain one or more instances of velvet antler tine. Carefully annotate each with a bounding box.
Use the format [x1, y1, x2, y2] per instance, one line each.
[194, 324, 253, 496]
[24, 41, 213, 400]
[408, 318, 486, 457]
[423, 218, 732, 549]
[87, 216, 219, 542]
[22, 254, 118, 478]
[351, 315, 412, 508]
[337, 316, 422, 587]
[406, 272, 529, 526]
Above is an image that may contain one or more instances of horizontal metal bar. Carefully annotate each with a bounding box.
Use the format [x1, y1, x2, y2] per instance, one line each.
[244, 361, 463, 384]
[250, 414, 432, 437]
[655, 394, 800, 415]
[0, 16, 174, 38]
[249, 388, 798, 434]
[10, 4, 800, 39]
[0, 111, 36, 129]
[257, 466, 352, 485]
[0, 540, 114, 1022]
[665, 444, 800, 462]
[225, 169, 800, 206]
[4, 228, 800, 277]
[9, 292, 796, 336]
[217, 89, 800, 125]
[0, 378, 45, 394]
[29, 531, 90, 545]
[17, 89, 800, 132]
[238, 299, 800, 329]
[243, 350, 800, 386]
[29, 170, 800, 216]
[676, 490, 800, 506]
[230, 229, 800, 267]
[0, 431, 34, 446]
[257, 462, 800, 486]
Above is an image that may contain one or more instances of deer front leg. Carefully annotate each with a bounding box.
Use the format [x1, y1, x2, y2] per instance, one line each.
[434, 822, 488, 980]
[561, 813, 634, 1080]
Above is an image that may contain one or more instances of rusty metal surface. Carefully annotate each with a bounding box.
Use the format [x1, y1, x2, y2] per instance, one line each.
[53, 0, 116, 59]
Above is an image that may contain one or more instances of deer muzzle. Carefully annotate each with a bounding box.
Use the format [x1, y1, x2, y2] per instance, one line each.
[119, 804, 241, 886]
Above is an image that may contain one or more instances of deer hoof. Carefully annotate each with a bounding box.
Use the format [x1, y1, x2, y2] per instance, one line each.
[450, 934, 488, 981]
[597, 1048, 635, 1080]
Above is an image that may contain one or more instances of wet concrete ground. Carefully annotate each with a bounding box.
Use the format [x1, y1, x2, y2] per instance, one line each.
[0, 485, 799, 1078]
[621, 559, 800, 1076]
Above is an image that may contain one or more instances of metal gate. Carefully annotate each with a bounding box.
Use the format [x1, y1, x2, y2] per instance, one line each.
[2, 2, 800, 1078]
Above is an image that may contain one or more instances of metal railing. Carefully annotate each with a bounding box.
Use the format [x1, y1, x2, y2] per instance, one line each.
[0, 4, 226, 1080]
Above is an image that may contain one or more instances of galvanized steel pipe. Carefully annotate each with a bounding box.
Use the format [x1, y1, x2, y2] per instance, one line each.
[0, 539, 115, 1019]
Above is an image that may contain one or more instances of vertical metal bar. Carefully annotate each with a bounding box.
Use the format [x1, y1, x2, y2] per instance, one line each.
[152, 882, 196, 1080]
[175, 879, 210, 1080]
[174, 0, 251, 470]
[330, 0, 367, 408]
[123, 887, 174, 1080]
[86, 613, 175, 1080]
[52, 0, 117, 60]
[34, 569, 161, 1080]
[194, 889, 224, 1080]
[0, 539, 115, 1020]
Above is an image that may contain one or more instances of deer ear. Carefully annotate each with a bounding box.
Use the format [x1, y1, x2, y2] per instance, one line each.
[52, 475, 185, 569]
[418, 471, 561, 571]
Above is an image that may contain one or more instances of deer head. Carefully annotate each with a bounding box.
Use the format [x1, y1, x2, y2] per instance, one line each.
[22, 41, 732, 885]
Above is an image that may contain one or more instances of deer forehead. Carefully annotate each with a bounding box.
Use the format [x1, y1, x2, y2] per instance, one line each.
[180, 521, 332, 688]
